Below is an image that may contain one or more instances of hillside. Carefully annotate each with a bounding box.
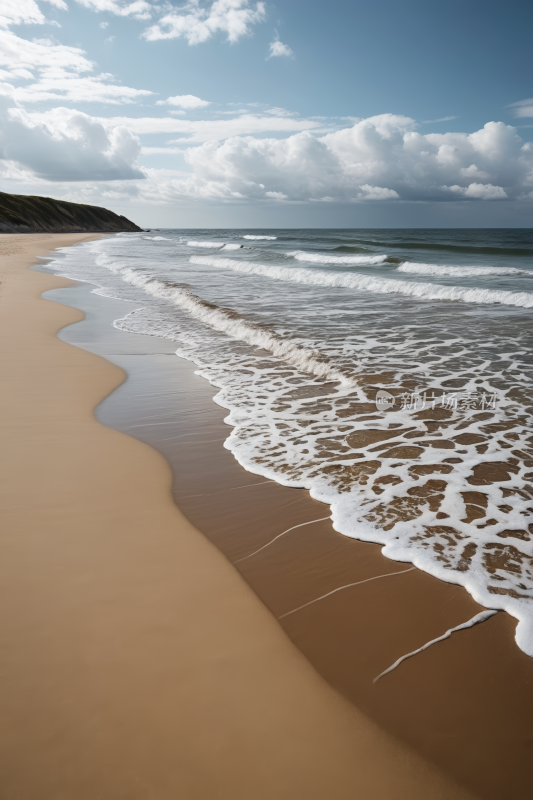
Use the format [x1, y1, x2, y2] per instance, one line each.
[0, 192, 142, 233]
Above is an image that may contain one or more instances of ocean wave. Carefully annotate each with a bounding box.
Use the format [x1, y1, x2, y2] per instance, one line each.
[348, 238, 533, 257]
[190, 256, 533, 308]
[243, 235, 277, 240]
[398, 262, 530, 278]
[187, 240, 224, 248]
[221, 243, 245, 250]
[142, 236, 172, 241]
[97, 258, 355, 385]
[287, 251, 388, 266]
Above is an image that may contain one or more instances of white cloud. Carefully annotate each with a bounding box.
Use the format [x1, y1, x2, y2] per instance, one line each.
[0, 30, 92, 76]
[0, 30, 153, 103]
[1, 101, 532, 207]
[74, 0, 152, 21]
[143, 0, 266, 44]
[358, 185, 399, 200]
[508, 98, 533, 118]
[459, 163, 489, 180]
[99, 20, 109, 28]
[267, 33, 293, 59]
[421, 116, 459, 124]
[156, 94, 210, 109]
[0, 0, 67, 28]
[447, 182, 508, 200]
[99, 112, 320, 140]
[0, 90, 144, 180]
[155, 115, 531, 203]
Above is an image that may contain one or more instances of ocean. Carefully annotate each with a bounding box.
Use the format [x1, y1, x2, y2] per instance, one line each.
[49, 228, 533, 656]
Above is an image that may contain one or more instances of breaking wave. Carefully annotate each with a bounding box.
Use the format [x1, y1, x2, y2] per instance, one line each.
[287, 250, 388, 266]
[96, 257, 355, 385]
[398, 262, 530, 278]
[190, 256, 533, 308]
[243, 235, 277, 240]
[187, 240, 224, 248]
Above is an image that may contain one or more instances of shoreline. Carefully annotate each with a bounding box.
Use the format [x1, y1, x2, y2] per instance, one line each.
[40, 239, 532, 800]
[0, 234, 473, 798]
[43, 241, 533, 799]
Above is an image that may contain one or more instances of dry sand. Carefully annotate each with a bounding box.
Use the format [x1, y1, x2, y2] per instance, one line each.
[0, 234, 478, 798]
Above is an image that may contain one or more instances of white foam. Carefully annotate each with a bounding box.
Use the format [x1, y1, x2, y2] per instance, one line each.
[187, 240, 224, 248]
[288, 250, 388, 266]
[221, 243, 244, 250]
[373, 610, 498, 682]
[243, 235, 277, 240]
[96, 258, 357, 386]
[398, 262, 530, 278]
[142, 235, 172, 241]
[191, 256, 533, 308]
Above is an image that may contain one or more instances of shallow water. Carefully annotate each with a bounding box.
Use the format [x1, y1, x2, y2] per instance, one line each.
[47, 228, 533, 656]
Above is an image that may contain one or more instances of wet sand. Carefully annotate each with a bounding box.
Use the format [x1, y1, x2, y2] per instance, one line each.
[50, 273, 533, 799]
[0, 235, 474, 798]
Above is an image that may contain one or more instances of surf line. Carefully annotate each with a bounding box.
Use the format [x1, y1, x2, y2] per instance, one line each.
[233, 516, 331, 564]
[278, 568, 416, 620]
[373, 609, 498, 684]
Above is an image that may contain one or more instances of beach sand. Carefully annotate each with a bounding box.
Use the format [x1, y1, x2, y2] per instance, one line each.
[0, 235, 476, 797]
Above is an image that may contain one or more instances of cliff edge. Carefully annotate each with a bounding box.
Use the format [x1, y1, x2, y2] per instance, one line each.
[0, 192, 142, 233]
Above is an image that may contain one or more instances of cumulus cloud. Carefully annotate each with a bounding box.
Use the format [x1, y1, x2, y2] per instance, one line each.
[267, 33, 293, 59]
[447, 182, 508, 200]
[156, 94, 210, 109]
[134, 115, 531, 204]
[508, 98, 533, 118]
[143, 0, 266, 44]
[2, 98, 532, 206]
[0, 91, 144, 180]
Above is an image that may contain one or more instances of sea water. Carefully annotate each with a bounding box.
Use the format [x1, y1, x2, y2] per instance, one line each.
[48, 229, 533, 655]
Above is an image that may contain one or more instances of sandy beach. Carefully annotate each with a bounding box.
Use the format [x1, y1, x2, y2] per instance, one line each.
[0, 235, 477, 798]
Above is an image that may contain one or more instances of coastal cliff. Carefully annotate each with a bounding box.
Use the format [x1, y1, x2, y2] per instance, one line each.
[0, 191, 142, 233]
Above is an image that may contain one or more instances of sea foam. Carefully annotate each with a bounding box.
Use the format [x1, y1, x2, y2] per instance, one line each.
[398, 262, 530, 278]
[187, 240, 224, 248]
[243, 235, 277, 240]
[97, 257, 357, 386]
[288, 250, 388, 265]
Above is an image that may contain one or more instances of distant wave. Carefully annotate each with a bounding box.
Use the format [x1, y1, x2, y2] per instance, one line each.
[287, 251, 388, 266]
[142, 236, 172, 241]
[398, 262, 530, 278]
[243, 235, 277, 240]
[345, 238, 533, 257]
[187, 240, 224, 248]
[190, 256, 533, 308]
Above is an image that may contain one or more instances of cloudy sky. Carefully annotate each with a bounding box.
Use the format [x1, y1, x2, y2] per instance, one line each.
[1, 0, 532, 227]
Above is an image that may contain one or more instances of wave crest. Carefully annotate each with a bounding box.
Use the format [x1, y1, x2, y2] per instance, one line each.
[398, 262, 530, 278]
[190, 256, 533, 308]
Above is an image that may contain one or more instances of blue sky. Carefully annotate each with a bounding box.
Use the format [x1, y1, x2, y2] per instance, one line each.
[1, 0, 532, 227]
